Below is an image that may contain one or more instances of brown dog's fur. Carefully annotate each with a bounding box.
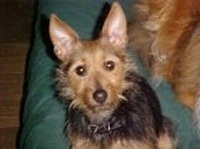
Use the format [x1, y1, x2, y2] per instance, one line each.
[49, 2, 175, 149]
[129, 0, 200, 110]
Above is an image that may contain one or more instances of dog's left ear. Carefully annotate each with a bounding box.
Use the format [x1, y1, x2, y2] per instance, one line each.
[101, 2, 127, 49]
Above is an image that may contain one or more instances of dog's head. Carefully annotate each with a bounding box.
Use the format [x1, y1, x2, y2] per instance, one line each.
[49, 2, 133, 120]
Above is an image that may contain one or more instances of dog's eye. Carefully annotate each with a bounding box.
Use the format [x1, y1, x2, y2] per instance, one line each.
[75, 65, 86, 76]
[105, 60, 115, 71]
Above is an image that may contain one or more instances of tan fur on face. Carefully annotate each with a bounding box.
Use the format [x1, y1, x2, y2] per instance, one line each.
[129, 0, 200, 109]
[61, 39, 131, 119]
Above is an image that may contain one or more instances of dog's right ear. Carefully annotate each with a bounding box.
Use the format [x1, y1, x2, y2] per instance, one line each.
[49, 14, 79, 61]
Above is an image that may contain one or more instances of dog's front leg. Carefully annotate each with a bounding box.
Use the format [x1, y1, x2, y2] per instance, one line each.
[109, 140, 153, 149]
[70, 137, 100, 149]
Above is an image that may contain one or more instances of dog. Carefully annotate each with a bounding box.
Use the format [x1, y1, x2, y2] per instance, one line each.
[129, 0, 200, 125]
[49, 2, 175, 149]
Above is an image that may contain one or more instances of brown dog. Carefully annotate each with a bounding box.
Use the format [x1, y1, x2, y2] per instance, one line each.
[129, 0, 200, 124]
[49, 2, 175, 149]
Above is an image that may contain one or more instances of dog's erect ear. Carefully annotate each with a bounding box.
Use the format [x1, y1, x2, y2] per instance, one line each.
[49, 14, 79, 61]
[101, 2, 127, 49]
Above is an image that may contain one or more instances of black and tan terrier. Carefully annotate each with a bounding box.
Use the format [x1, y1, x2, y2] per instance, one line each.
[49, 2, 175, 149]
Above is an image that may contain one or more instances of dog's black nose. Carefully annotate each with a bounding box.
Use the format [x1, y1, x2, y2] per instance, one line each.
[93, 89, 107, 103]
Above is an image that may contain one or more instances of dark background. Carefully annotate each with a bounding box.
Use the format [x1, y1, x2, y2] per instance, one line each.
[0, 0, 34, 149]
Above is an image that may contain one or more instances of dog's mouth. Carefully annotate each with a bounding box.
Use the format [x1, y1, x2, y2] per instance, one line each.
[85, 104, 116, 122]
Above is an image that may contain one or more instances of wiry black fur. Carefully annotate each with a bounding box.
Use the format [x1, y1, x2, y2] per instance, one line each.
[65, 71, 174, 146]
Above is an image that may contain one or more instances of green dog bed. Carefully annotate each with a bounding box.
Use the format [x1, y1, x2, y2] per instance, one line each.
[19, 0, 200, 149]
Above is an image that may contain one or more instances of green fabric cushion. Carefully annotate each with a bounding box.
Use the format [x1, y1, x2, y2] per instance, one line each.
[19, 0, 200, 149]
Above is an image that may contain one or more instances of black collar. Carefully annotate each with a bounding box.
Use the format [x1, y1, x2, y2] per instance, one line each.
[87, 117, 124, 135]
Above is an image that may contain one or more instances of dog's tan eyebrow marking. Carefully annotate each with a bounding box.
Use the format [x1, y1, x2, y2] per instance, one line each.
[63, 61, 73, 73]
[62, 55, 80, 72]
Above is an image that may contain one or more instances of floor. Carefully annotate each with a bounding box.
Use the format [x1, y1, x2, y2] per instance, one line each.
[0, 1, 33, 149]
